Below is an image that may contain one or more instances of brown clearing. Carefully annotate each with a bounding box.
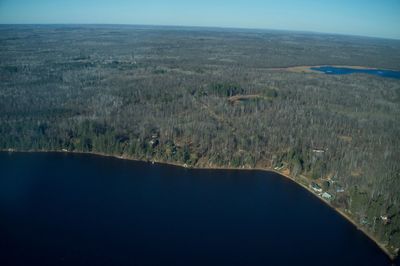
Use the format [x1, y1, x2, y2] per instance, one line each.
[338, 135, 353, 142]
[228, 94, 262, 103]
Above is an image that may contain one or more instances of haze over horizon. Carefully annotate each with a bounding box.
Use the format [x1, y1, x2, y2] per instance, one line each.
[0, 0, 399, 39]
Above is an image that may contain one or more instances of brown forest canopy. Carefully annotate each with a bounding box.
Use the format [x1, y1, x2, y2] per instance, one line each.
[1, 25, 400, 254]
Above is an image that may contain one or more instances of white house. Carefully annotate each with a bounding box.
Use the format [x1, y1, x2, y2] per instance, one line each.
[322, 192, 332, 200]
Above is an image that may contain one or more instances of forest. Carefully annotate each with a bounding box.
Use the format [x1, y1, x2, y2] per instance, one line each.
[1, 25, 400, 256]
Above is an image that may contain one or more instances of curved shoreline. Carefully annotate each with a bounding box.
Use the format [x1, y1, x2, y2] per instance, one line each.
[1, 148, 398, 260]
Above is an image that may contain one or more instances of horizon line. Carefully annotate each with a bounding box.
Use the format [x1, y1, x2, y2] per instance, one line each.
[1, 22, 400, 41]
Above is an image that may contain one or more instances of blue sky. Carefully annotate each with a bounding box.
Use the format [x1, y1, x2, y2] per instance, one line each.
[0, 0, 399, 39]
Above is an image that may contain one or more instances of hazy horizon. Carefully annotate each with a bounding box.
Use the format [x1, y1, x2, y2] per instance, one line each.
[2, 23, 400, 42]
[0, 0, 399, 40]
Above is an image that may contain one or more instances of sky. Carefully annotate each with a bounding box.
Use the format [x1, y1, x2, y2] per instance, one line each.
[0, 0, 399, 39]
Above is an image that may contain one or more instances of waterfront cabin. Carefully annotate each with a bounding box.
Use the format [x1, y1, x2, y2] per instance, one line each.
[322, 192, 332, 200]
[311, 182, 322, 193]
[149, 139, 159, 148]
[380, 215, 390, 224]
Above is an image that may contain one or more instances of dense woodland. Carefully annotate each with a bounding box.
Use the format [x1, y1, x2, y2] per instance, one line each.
[1, 25, 400, 255]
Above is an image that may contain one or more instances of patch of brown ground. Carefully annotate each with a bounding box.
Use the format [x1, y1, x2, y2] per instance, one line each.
[351, 169, 363, 177]
[228, 94, 262, 103]
[338, 135, 353, 142]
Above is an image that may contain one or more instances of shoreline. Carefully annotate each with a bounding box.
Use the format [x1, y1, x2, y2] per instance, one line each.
[1, 148, 398, 260]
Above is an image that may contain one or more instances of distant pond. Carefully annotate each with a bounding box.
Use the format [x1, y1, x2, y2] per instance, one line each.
[311, 66, 400, 79]
[0, 152, 397, 266]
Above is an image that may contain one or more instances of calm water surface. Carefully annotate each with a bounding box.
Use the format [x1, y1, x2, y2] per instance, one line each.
[0, 152, 397, 266]
[311, 66, 400, 79]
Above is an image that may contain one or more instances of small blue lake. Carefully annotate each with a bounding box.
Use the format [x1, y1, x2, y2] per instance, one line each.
[311, 66, 400, 79]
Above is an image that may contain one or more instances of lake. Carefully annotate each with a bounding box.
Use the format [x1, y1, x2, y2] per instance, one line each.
[311, 66, 400, 79]
[0, 152, 397, 266]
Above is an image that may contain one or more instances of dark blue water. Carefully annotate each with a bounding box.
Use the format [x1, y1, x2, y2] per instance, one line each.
[311, 66, 400, 79]
[0, 152, 397, 266]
